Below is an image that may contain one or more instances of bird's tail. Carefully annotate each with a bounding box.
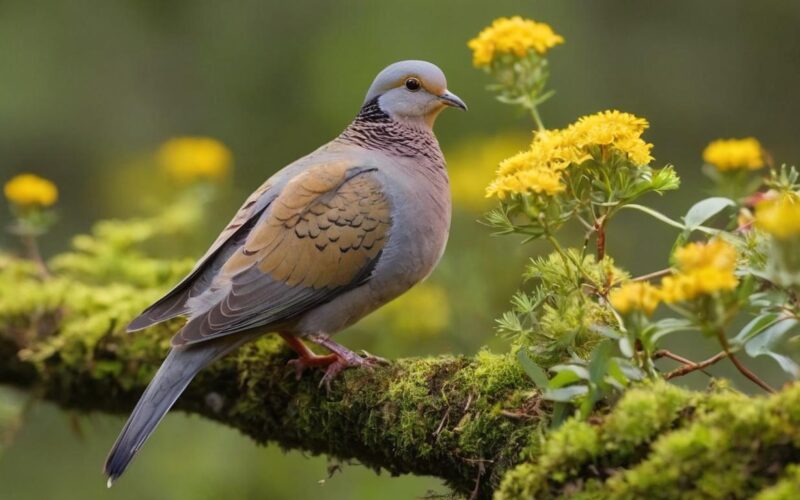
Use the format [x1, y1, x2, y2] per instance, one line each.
[103, 335, 247, 486]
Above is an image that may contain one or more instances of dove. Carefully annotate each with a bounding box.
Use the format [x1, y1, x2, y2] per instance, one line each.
[103, 60, 466, 485]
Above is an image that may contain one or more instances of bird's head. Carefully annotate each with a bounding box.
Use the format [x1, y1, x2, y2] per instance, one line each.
[363, 60, 467, 127]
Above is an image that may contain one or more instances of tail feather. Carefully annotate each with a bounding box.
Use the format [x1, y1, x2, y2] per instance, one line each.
[104, 335, 247, 484]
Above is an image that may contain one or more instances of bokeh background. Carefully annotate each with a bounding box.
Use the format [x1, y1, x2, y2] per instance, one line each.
[1, 1, 799, 499]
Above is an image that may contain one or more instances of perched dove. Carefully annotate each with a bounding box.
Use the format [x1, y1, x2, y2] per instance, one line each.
[104, 60, 466, 485]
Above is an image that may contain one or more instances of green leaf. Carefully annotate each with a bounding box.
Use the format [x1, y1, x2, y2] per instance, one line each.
[516, 349, 549, 388]
[590, 324, 622, 340]
[683, 197, 735, 230]
[588, 341, 613, 387]
[544, 384, 589, 402]
[548, 369, 582, 389]
[650, 318, 697, 344]
[745, 318, 799, 378]
[551, 364, 590, 380]
[549, 402, 570, 429]
[607, 358, 629, 388]
[732, 313, 782, 345]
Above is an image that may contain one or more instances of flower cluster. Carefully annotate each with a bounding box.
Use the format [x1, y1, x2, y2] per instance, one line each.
[755, 192, 800, 240]
[569, 110, 653, 165]
[609, 282, 661, 315]
[485, 110, 653, 199]
[468, 16, 564, 67]
[486, 130, 576, 199]
[703, 138, 764, 172]
[4, 173, 58, 209]
[158, 137, 232, 184]
[660, 239, 738, 303]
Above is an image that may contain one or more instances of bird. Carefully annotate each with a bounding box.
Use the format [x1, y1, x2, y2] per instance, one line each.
[103, 60, 466, 486]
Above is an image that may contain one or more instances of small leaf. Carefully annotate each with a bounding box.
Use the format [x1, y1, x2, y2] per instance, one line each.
[516, 349, 549, 388]
[732, 313, 782, 345]
[551, 364, 590, 380]
[618, 337, 634, 358]
[683, 197, 735, 230]
[548, 369, 582, 389]
[544, 384, 589, 402]
[589, 341, 613, 387]
[745, 318, 800, 378]
[590, 324, 622, 339]
[650, 318, 697, 344]
[549, 402, 570, 429]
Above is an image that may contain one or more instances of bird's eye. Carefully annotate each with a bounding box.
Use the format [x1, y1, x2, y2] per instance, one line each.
[404, 78, 421, 92]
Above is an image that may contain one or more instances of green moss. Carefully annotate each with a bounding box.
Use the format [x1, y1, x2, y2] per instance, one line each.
[495, 381, 800, 500]
[600, 380, 692, 456]
[755, 465, 800, 500]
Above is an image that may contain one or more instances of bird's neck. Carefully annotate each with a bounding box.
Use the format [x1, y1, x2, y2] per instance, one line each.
[337, 98, 444, 165]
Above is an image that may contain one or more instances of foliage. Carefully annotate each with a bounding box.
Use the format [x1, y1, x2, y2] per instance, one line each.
[472, 16, 800, 418]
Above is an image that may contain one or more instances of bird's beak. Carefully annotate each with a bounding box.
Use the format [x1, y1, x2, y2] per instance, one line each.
[438, 90, 467, 111]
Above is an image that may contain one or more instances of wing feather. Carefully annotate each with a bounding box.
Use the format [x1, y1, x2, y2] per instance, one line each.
[172, 161, 391, 346]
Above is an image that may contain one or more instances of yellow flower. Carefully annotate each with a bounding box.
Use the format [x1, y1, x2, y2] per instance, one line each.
[4, 173, 58, 208]
[486, 130, 576, 199]
[755, 192, 800, 239]
[158, 137, 233, 183]
[702, 137, 764, 171]
[447, 134, 528, 211]
[674, 238, 737, 271]
[485, 110, 653, 199]
[660, 239, 738, 303]
[358, 282, 449, 339]
[566, 110, 654, 165]
[468, 16, 564, 67]
[609, 282, 661, 315]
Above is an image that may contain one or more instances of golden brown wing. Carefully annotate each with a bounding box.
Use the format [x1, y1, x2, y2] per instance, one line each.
[172, 161, 391, 345]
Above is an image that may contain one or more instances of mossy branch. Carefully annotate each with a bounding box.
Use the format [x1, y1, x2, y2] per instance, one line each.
[2, 254, 800, 499]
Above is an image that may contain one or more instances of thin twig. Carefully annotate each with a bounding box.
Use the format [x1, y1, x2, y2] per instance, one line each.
[715, 329, 776, 393]
[664, 351, 728, 380]
[631, 268, 672, 283]
[655, 349, 698, 366]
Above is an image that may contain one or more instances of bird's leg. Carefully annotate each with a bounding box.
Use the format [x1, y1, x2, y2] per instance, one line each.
[306, 333, 389, 390]
[279, 333, 338, 380]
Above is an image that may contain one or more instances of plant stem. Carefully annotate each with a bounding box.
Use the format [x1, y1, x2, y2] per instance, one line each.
[20, 234, 51, 279]
[595, 216, 607, 260]
[660, 350, 727, 379]
[631, 268, 673, 283]
[529, 104, 545, 131]
[715, 329, 776, 393]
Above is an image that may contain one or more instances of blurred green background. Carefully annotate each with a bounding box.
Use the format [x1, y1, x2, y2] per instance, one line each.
[1, 1, 799, 499]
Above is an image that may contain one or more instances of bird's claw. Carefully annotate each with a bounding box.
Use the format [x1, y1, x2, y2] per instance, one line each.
[317, 352, 389, 392]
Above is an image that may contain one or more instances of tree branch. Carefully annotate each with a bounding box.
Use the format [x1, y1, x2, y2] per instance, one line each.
[1, 256, 799, 498]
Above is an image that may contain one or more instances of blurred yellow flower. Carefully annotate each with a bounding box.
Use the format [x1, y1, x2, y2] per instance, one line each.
[674, 238, 737, 271]
[361, 282, 450, 339]
[468, 16, 564, 67]
[158, 137, 232, 183]
[702, 137, 764, 171]
[660, 239, 738, 303]
[755, 192, 800, 240]
[3, 173, 58, 208]
[447, 134, 528, 211]
[609, 282, 661, 315]
[567, 110, 653, 165]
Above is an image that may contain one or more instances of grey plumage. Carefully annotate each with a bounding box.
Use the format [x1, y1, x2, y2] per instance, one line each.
[104, 60, 465, 484]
